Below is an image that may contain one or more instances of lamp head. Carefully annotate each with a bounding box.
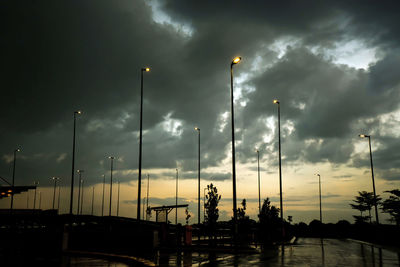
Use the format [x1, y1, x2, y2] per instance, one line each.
[232, 57, 241, 65]
[108, 156, 115, 159]
[194, 127, 200, 131]
[15, 148, 21, 152]
[359, 134, 368, 138]
[273, 99, 280, 104]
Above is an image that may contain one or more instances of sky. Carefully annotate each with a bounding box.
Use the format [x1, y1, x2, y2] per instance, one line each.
[1, 0, 400, 224]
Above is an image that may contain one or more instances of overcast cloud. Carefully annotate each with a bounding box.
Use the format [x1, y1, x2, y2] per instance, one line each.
[1, 0, 400, 222]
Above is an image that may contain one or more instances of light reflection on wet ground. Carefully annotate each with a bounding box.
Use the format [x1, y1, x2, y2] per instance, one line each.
[69, 238, 400, 266]
[157, 238, 400, 266]
[67, 257, 129, 266]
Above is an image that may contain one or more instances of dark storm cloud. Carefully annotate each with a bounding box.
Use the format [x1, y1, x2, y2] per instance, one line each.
[1, 0, 400, 190]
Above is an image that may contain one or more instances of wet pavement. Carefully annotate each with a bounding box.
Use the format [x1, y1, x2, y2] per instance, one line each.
[66, 257, 129, 266]
[69, 238, 400, 266]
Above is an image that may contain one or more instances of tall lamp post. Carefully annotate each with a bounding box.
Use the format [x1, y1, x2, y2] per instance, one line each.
[57, 185, 61, 211]
[38, 192, 42, 209]
[203, 187, 207, 223]
[77, 170, 84, 214]
[137, 67, 150, 221]
[101, 174, 105, 216]
[175, 168, 179, 224]
[33, 181, 39, 210]
[117, 181, 120, 217]
[194, 127, 201, 230]
[108, 156, 115, 216]
[273, 99, 284, 239]
[69, 110, 82, 215]
[80, 179, 84, 215]
[51, 177, 60, 210]
[359, 134, 380, 224]
[230, 56, 241, 241]
[91, 186, 95, 216]
[146, 174, 150, 220]
[315, 174, 322, 223]
[256, 149, 261, 214]
[10, 148, 21, 210]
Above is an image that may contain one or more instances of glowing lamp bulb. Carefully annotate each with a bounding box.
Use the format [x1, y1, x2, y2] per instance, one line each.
[232, 57, 241, 64]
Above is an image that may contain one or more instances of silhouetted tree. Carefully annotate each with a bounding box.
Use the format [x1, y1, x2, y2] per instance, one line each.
[205, 183, 221, 243]
[258, 198, 281, 242]
[381, 189, 400, 226]
[237, 199, 253, 241]
[237, 199, 248, 221]
[350, 191, 381, 223]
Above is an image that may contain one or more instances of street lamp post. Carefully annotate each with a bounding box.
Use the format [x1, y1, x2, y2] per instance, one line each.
[203, 187, 207, 223]
[359, 134, 380, 224]
[108, 156, 115, 216]
[91, 186, 95, 216]
[230, 56, 241, 242]
[175, 168, 178, 224]
[57, 185, 61, 211]
[146, 174, 150, 220]
[26, 191, 29, 209]
[70, 110, 82, 215]
[194, 127, 201, 230]
[117, 181, 120, 217]
[137, 67, 150, 221]
[33, 181, 39, 210]
[38, 192, 42, 209]
[315, 174, 322, 223]
[51, 177, 60, 210]
[256, 149, 261, 214]
[10, 148, 21, 210]
[101, 174, 105, 216]
[77, 170, 84, 214]
[80, 179, 84, 215]
[273, 99, 284, 239]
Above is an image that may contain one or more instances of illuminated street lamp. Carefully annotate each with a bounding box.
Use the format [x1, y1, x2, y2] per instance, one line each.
[76, 170, 84, 214]
[69, 110, 82, 215]
[50, 177, 60, 210]
[315, 174, 322, 223]
[108, 156, 115, 216]
[273, 99, 284, 239]
[359, 134, 380, 224]
[10, 148, 21, 210]
[256, 149, 261, 214]
[137, 67, 150, 221]
[230, 56, 241, 241]
[195, 127, 201, 229]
